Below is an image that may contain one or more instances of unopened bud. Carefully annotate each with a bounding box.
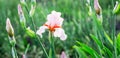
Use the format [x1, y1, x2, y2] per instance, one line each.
[22, 54, 27, 58]
[113, 1, 120, 14]
[29, 0, 36, 17]
[18, 4, 26, 28]
[26, 27, 35, 38]
[6, 18, 14, 37]
[31, 0, 36, 6]
[29, 5, 36, 17]
[87, 0, 90, 4]
[6, 18, 16, 46]
[88, 6, 93, 16]
[20, 0, 26, 6]
[94, 0, 101, 15]
[60, 51, 67, 58]
[94, 0, 103, 23]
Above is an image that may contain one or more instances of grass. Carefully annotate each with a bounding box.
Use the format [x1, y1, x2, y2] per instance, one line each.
[0, 0, 120, 58]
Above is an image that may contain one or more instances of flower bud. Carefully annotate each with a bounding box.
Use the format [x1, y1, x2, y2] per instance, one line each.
[20, 0, 26, 6]
[6, 18, 16, 46]
[29, 0, 36, 17]
[60, 51, 67, 58]
[18, 4, 26, 28]
[29, 5, 36, 17]
[26, 27, 35, 38]
[94, 0, 103, 23]
[94, 0, 101, 15]
[88, 6, 93, 16]
[31, 0, 36, 6]
[22, 54, 27, 58]
[113, 1, 120, 14]
[6, 18, 14, 37]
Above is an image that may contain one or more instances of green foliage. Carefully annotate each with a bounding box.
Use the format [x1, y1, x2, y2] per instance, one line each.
[0, 0, 120, 58]
[117, 33, 120, 54]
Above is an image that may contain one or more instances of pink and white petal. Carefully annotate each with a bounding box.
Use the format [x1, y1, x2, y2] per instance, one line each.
[60, 33, 67, 41]
[53, 28, 67, 40]
[46, 11, 63, 27]
[47, 14, 56, 27]
[57, 17, 64, 26]
[53, 28, 62, 37]
[36, 26, 48, 38]
[52, 10, 61, 17]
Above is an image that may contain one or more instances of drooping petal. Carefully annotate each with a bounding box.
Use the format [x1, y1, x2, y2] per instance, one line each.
[60, 33, 67, 40]
[60, 51, 67, 58]
[36, 26, 48, 38]
[53, 28, 67, 40]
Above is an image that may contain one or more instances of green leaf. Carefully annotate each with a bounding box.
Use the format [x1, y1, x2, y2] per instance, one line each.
[104, 32, 113, 45]
[90, 34, 103, 48]
[102, 46, 112, 58]
[113, 1, 120, 14]
[73, 45, 87, 58]
[76, 41, 101, 58]
[117, 33, 120, 54]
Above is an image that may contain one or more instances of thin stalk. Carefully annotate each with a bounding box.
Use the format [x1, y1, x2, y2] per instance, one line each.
[49, 31, 55, 58]
[24, 6, 49, 57]
[31, 16, 49, 57]
[11, 47, 15, 58]
[111, 0, 117, 57]
[112, 15, 117, 58]
[11, 46, 18, 58]
[25, 44, 30, 54]
[9, 36, 18, 58]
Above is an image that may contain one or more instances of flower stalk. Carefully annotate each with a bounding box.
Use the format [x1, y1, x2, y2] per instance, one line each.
[6, 18, 18, 58]
[49, 31, 55, 58]
[112, 1, 118, 58]
[18, 3, 49, 57]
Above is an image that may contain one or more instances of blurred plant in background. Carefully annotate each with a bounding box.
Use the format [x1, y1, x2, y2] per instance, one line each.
[0, 0, 120, 58]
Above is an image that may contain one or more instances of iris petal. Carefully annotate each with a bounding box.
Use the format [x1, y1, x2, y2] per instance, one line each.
[36, 26, 48, 38]
[53, 28, 67, 40]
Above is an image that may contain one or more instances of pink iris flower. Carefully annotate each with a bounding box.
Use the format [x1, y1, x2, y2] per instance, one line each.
[36, 11, 67, 40]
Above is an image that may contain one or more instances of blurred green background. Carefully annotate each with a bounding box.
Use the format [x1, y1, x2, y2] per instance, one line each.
[0, 0, 119, 58]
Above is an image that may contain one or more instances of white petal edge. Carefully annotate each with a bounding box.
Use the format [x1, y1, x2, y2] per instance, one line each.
[53, 28, 67, 40]
[52, 10, 61, 17]
[36, 26, 48, 38]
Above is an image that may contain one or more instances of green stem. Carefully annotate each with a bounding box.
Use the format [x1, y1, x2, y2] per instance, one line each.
[24, 5, 48, 57]
[31, 16, 49, 58]
[9, 36, 18, 58]
[112, 15, 117, 58]
[49, 32, 55, 58]
[111, 0, 117, 58]
[25, 44, 30, 54]
[11, 46, 18, 58]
